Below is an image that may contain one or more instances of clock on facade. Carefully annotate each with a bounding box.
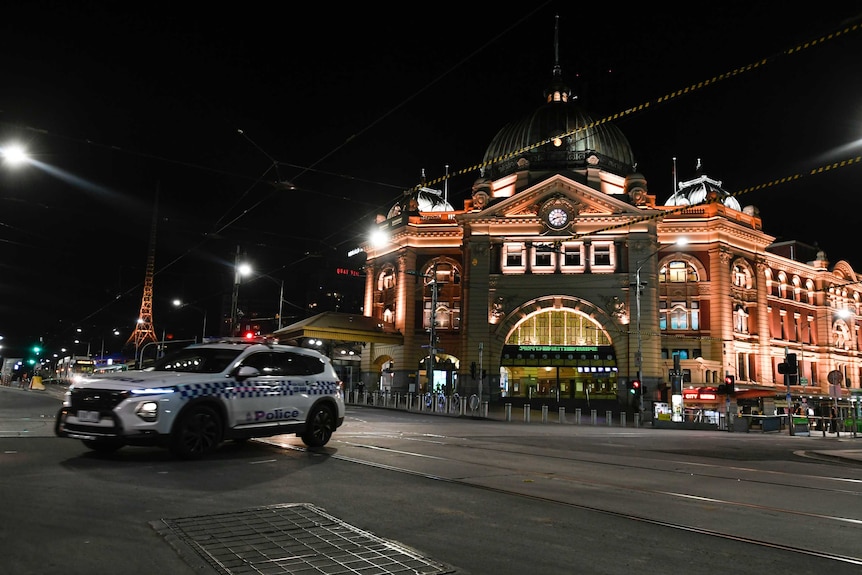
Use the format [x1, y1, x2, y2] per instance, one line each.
[546, 207, 569, 229]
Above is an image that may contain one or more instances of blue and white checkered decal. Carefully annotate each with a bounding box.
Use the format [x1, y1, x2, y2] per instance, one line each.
[177, 379, 340, 401]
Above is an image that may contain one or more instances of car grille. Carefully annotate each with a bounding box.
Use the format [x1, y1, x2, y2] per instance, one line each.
[68, 388, 130, 411]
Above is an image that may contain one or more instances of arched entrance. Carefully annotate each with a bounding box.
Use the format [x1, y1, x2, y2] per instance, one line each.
[417, 353, 460, 395]
[495, 300, 621, 407]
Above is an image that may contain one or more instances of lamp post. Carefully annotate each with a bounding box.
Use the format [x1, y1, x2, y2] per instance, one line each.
[633, 238, 688, 417]
[98, 328, 121, 364]
[277, 279, 284, 331]
[229, 246, 251, 336]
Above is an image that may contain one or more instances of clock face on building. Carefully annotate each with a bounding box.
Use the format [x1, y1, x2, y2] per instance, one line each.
[547, 207, 569, 229]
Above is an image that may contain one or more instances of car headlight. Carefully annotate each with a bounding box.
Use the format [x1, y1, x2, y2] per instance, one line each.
[135, 401, 159, 422]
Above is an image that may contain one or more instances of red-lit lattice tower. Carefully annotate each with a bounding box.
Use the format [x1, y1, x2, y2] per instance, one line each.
[126, 190, 159, 354]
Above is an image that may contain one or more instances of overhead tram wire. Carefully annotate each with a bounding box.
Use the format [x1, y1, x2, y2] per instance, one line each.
[408, 15, 862, 200]
[315, 14, 862, 256]
[34, 12, 862, 344]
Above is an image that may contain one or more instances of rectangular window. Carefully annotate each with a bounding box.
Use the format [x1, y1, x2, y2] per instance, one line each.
[592, 243, 612, 267]
[503, 243, 526, 273]
[534, 251, 552, 268]
[659, 300, 668, 330]
[563, 246, 581, 266]
[690, 301, 699, 330]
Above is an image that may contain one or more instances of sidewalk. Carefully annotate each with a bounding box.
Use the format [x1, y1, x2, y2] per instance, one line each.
[350, 397, 862, 466]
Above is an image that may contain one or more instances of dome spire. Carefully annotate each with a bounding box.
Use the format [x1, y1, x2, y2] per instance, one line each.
[553, 13, 561, 80]
[544, 14, 572, 103]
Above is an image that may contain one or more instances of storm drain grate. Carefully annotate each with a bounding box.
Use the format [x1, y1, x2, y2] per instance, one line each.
[153, 503, 454, 575]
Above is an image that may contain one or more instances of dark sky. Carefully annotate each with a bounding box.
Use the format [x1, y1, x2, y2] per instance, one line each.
[1, 1, 861, 359]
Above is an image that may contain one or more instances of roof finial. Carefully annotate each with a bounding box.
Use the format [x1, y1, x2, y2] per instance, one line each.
[553, 14, 561, 78]
[544, 15, 572, 103]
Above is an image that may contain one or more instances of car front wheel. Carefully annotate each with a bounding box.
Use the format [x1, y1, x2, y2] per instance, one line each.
[301, 404, 336, 448]
[170, 405, 223, 460]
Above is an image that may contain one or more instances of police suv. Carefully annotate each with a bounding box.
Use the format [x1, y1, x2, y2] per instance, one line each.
[55, 338, 345, 459]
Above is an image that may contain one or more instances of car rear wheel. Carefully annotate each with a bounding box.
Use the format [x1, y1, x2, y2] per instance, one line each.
[170, 405, 222, 460]
[301, 404, 336, 448]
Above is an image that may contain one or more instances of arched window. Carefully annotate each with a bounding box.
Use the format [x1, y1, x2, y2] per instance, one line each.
[792, 276, 802, 302]
[382, 306, 395, 324]
[508, 309, 611, 346]
[659, 260, 699, 283]
[732, 264, 751, 288]
[777, 272, 788, 299]
[803, 278, 815, 304]
[374, 264, 398, 325]
[423, 260, 462, 331]
[377, 265, 396, 290]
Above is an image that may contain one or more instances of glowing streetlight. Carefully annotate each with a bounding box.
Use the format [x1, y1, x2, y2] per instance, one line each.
[229, 246, 251, 336]
[0, 143, 30, 166]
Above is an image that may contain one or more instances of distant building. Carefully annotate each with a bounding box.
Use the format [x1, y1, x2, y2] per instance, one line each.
[353, 23, 861, 420]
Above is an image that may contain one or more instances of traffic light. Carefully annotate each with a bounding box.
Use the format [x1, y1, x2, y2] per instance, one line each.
[630, 380, 641, 395]
[723, 375, 735, 395]
[778, 353, 798, 385]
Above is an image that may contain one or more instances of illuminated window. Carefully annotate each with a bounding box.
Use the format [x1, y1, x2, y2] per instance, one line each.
[735, 304, 749, 333]
[377, 266, 396, 290]
[663, 300, 699, 330]
[423, 260, 462, 330]
[661, 260, 699, 283]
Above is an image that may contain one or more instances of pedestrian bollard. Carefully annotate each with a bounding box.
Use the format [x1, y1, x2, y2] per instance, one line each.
[461, 395, 467, 416]
[634, 413, 640, 428]
[542, 405, 548, 423]
[524, 404, 531, 422]
[505, 403, 512, 421]
[606, 410, 612, 426]
[620, 412, 627, 427]
[558, 407, 565, 423]
[591, 409, 597, 425]
[575, 408, 581, 425]
[482, 401, 489, 418]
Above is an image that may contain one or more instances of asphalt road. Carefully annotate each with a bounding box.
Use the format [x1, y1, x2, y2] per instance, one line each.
[2, 384, 862, 575]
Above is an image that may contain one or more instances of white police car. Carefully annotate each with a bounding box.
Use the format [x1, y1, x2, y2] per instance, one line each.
[55, 339, 345, 459]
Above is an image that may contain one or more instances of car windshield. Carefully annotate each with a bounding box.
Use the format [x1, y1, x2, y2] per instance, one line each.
[152, 347, 245, 374]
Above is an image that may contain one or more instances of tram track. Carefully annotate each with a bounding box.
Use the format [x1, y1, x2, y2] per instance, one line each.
[262, 427, 862, 567]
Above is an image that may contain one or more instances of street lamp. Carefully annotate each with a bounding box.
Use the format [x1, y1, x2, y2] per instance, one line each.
[0, 143, 30, 166]
[229, 246, 251, 336]
[633, 237, 688, 416]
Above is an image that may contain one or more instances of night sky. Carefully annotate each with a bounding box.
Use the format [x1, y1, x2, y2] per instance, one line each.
[1, 2, 861, 359]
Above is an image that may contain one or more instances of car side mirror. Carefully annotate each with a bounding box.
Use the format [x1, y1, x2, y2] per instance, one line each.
[235, 365, 260, 380]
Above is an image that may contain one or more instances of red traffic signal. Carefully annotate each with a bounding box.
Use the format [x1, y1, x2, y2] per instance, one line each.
[630, 380, 641, 394]
[243, 331, 256, 340]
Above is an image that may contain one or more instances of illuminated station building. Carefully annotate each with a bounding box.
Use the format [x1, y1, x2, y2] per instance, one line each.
[355, 37, 861, 421]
